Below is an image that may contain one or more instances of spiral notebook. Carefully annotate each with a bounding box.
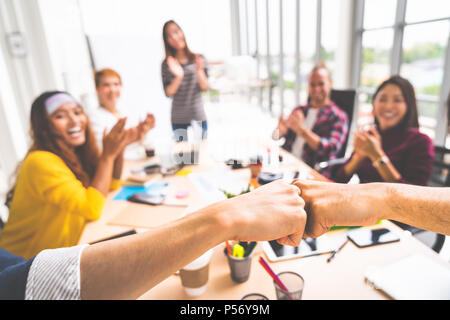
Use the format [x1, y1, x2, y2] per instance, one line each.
[365, 254, 450, 300]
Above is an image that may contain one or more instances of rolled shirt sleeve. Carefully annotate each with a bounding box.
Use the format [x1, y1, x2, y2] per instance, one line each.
[25, 244, 89, 300]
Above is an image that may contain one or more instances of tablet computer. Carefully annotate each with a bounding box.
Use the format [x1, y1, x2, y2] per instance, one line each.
[262, 233, 345, 262]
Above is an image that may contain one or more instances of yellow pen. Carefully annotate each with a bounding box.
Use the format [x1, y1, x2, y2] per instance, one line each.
[232, 244, 245, 258]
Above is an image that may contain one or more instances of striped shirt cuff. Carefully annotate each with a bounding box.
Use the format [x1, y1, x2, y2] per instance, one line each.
[25, 244, 89, 300]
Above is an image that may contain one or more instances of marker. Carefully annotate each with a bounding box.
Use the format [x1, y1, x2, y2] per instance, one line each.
[232, 244, 245, 258]
[225, 241, 232, 256]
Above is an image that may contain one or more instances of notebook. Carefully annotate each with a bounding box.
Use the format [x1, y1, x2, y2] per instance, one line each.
[365, 254, 450, 300]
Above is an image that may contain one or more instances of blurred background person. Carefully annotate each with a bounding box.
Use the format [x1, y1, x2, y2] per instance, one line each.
[161, 20, 209, 142]
[89, 68, 155, 156]
[0, 91, 146, 259]
[333, 75, 435, 186]
[273, 63, 349, 179]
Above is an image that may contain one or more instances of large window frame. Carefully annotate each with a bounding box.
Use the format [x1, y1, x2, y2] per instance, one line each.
[231, 0, 450, 146]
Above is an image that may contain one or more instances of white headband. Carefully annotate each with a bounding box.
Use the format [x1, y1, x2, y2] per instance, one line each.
[45, 93, 78, 115]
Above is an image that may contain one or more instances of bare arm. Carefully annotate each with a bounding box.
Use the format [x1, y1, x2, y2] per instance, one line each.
[89, 119, 128, 196]
[164, 74, 184, 97]
[297, 126, 321, 151]
[164, 56, 184, 97]
[294, 180, 450, 238]
[112, 151, 124, 181]
[80, 180, 307, 300]
[195, 54, 209, 91]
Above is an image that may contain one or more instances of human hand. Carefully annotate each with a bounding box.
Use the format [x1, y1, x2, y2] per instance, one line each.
[102, 117, 129, 159]
[221, 180, 307, 246]
[292, 180, 384, 238]
[137, 113, 155, 140]
[121, 113, 156, 146]
[286, 109, 305, 136]
[353, 128, 384, 161]
[167, 56, 184, 78]
[274, 116, 289, 139]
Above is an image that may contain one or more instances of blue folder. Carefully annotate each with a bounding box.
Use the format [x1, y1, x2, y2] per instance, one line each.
[113, 182, 169, 200]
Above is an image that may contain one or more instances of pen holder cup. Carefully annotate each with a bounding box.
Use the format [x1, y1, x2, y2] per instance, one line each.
[274, 271, 304, 300]
[224, 248, 253, 283]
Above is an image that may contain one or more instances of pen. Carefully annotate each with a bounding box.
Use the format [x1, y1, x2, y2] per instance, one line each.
[327, 238, 349, 263]
[258, 256, 292, 300]
[225, 241, 232, 256]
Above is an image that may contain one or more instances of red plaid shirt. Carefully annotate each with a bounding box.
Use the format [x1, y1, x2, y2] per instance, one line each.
[282, 101, 349, 178]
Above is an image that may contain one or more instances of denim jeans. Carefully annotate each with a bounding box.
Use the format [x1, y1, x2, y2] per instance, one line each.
[172, 121, 208, 142]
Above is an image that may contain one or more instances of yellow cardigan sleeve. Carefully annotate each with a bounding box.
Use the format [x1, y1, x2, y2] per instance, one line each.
[23, 151, 106, 221]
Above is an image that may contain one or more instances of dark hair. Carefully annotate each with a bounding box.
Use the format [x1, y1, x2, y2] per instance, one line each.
[5, 91, 100, 207]
[372, 75, 419, 130]
[162, 20, 195, 62]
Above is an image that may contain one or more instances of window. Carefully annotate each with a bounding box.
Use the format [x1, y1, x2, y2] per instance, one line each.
[355, 0, 450, 143]
[406, 0, 450, 23]
[321, 0, 341, 77]
[401, 20, 449, 139]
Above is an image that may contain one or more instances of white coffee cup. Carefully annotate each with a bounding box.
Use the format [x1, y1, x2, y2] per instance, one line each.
[179, 249, 213, 296]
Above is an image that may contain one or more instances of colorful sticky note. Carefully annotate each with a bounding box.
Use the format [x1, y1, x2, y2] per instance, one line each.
[176, 168, 193, 176]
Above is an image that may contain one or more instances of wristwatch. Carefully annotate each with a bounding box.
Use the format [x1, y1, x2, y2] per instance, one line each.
[372, 155, 389, 168]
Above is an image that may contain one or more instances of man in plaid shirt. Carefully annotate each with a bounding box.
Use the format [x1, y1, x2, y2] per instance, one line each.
[274, 63, 349, 179]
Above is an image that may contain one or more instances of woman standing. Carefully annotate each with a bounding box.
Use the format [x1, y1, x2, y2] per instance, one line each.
[0, 91, 145, 259]
[161, 20, 209, 141]
[333, 76, 434, 186]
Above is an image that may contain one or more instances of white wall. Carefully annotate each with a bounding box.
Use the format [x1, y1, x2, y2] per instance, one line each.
[0, 0, 96, 195]
[37, 0, 98, 111]
[78, 0, 233, 138]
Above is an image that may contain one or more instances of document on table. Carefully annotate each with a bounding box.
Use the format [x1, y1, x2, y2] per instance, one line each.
[365, 254, 450, 300]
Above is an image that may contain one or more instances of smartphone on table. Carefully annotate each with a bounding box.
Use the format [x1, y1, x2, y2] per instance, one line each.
[347, 228, 400, 248]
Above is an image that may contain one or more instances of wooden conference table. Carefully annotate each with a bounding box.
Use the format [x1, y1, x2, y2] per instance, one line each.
[78, 142, 449, 300]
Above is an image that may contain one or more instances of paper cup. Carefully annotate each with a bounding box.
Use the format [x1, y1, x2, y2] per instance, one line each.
[179, 249, 213, 297]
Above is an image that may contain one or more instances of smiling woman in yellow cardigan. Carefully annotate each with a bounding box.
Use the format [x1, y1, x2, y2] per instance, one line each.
[0, 91, 154, 259]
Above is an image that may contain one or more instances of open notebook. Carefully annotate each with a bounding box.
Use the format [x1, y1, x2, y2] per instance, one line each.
[365, 254, 450, 300]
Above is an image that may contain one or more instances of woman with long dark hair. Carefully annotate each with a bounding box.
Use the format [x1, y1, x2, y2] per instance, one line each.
[161, 20, 209, 141]
[333, 75, 435, 185]
[0, 91, 145, 259]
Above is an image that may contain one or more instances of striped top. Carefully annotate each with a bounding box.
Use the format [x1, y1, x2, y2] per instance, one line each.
[161, 55, 208, 124]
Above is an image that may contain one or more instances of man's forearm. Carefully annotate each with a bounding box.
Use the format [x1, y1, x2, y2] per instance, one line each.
[298, 127, 320, 151]
[384, 184, 450, 235]
[80, 203, 230, 300]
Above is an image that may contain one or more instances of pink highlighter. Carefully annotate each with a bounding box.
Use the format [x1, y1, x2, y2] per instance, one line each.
[175, 191, 190, 199]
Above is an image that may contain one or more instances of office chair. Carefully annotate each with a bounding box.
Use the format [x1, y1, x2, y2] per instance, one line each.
[314, 89, 356, 175]
[429, 145, 450, 187]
